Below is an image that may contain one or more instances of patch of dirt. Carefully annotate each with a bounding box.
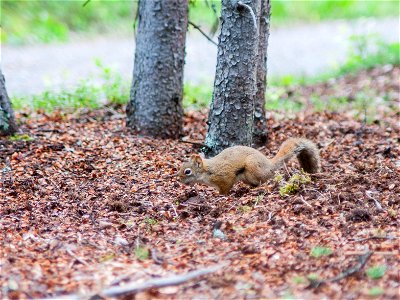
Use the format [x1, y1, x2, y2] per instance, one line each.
[1, 69, 399, 299]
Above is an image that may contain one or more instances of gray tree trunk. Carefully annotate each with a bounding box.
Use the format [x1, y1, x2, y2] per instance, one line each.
[0, 69, 18, 136]
[126, 0, 188, 139]
[204, 0, 261, 156]
[252, 0, 270, 147]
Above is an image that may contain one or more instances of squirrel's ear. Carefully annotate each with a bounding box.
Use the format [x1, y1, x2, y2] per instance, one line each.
[190, 154, 203, 168]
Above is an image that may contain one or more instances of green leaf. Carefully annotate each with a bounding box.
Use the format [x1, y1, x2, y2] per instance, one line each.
[292, 276, 307, 284]
[310, 246, 333, 258]
[366, 265, 387, 279]
[134, 246, 149, 261]
[367, 286, 384, 297]
[307, 273, 319, 281]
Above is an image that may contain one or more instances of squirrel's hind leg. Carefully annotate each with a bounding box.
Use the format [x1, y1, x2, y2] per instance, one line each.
[241, 156, 266, 187]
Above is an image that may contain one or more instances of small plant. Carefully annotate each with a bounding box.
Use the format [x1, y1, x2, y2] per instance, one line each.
[99, 252, 115, 262]
[292, 275, 307, 284]
[366, 265, 387, 279]
[307, 273, 320, 281]
[238, 205, 252, 213]
[279, 172, 311, 197]
[9, 134, 33, 142]
[253, 192, 265, 207]
[274, 173, 283, 182]
[367, 286, 384, 297]
[183, 82, 212, 109]
[134, 246, 149, 261]
[310, 246, 333, 258]
[144, 217, 158, 226]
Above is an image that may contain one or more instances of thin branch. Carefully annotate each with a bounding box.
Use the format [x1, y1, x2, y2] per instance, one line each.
[365, 191, 384, 211]
[179, 138, 207, 147]
[352, 235, 396, 243]
[82, 0, 91, 7]
[237, 1, 258, 31]
[188, 21, 218, 46]
[99, 263, 227, 297]
[300, 195, 313, 208]
[308, 251, 373, 288]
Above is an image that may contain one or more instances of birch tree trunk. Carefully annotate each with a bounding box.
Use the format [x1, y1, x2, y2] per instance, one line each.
[126, 0, 188, 139]
[252, 0, 270, 147]
[205, 0, 261, 157]
[0, 69, 18, 136]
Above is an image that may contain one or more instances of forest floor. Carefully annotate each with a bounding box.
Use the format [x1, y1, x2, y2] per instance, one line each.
[1, 66, 399, 299]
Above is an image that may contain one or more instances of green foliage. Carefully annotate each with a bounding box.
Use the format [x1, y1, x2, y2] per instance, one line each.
[279, 172, 311, 197]
[3, 0, 399, 45]
[338, 39, 400, 76]
[292, 276, 307, 285]
[95, 59, 130, 105]
[99, 252, 115, 262]
[366, 265, 387, 279]
[307, 273, 320, 281]
[271, 1, 399, 24]
[267, 39, 399, 118]
[253, 192, 265, 207]
[13, 81, 101, 112]
[134, 246, 149, 261]
[2, 0, 134, 45]
[144, 218, 158, 226]
[183, 83, 213, 109]
[13, 60, 129, 112]
[238, 205, 252, 213]
[9, 134, 33, 142]
[367, 286, 384, 297]
[310, 246, 333, 258]
[270, 40, 400, 88]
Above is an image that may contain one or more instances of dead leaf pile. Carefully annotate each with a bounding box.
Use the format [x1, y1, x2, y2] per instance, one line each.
[1, 66, 399, 299]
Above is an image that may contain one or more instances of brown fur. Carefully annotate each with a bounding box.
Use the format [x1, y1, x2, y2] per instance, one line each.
[178, 138, 320, 194]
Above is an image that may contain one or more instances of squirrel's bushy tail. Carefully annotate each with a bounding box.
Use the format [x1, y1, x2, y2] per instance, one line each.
[271, 138, 320, 173]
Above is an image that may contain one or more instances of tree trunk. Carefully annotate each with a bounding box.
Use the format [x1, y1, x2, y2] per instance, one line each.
[252, 0, 270, 147]
[205, 0, 261, 157]
[0, 69, 18, 136]
[126, 0, 188, 139]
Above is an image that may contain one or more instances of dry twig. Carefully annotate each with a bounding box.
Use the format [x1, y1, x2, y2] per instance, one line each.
[188, 21, 218, 46]
[308, 251, 373, 288]
[99, 263, 227, 297]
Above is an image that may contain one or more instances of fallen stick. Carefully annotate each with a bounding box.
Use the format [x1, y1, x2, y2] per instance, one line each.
[352, 235, 396, 243]
[100, 263, 227, 297]
[365, 191, 384, 211]
[308, 251, 373, 288]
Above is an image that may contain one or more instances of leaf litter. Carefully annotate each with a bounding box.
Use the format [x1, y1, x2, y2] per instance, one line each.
[1, 66, 399, 299]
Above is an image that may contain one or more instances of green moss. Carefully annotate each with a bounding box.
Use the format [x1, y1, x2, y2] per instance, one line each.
[9, 134, 33, 142]
[279, 172, 311, 197]
[134, 246, 149, 261]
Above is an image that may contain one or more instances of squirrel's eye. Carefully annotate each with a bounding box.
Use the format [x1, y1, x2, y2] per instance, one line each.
[184, 168, 192, 175]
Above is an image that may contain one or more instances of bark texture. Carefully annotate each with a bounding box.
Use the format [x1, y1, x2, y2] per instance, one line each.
[205, 0, 261, 157]
[252, 0, 270, 147]
[0, 69, 18, 136]
[126, 0, 188, 139]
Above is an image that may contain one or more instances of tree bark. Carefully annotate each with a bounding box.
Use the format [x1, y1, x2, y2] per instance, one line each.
[205, 0, 261, 157]
[252, 0, 270, 147]
[126, 0, 188, 139]
[0, 69, 18, 136]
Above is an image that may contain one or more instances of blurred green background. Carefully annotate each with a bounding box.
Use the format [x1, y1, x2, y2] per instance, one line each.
[2, 0, 399, 45]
